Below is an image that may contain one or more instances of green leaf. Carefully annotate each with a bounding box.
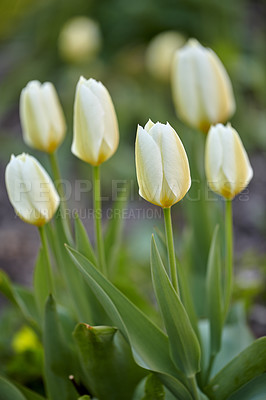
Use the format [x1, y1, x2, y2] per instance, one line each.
[0, 269, 16, 303]
[206, 226, 223, 356]
[44, 295, 78, 400]
[198, 303, 254, 378]
[65, 245, 193, 400]
[205, 337, 266, 400]
[13, 382, 46, 400]
[34, 248, 50, 316]
[0, 270, 39, 325]
[74, 214, 110, 325]
[141, 374, 165, 400]
[52, 215, 94, 323]
[0, 377, 26, 400]
[153, 228, 199, 341]
[74, 324, 146, 400]
[150, 236, 201, 377]
[104, 181, 129, 276]
[74, 214, 98, 267]
[228, 374, 266, 400]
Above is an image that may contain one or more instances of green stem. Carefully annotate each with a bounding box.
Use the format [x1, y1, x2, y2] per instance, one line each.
[163, 207, 179, 294]
[93, 166, 107, 276]
[204, 353, 216, 385]
[188, 375, 199, 400]
[38, 226, 54, 294]
[224, 199, 233, 318]
[49, 152, 72, 243]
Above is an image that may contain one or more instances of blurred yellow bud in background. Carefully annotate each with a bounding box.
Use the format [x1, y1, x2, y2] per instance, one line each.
[20, 81, 66, 153]
[71, 77, 119, 166]
[12, 326, 41, 353]
[205, 123, 253, 199]
[172, 39, 235, 132]
[145, 31, 185, 82]
[135, 120, 191, 208]
[58, 16, 102, 63]
[5, 154, 60, 226]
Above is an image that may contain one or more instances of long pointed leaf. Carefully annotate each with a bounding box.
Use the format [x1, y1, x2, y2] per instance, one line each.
[74, 214, 98, 266]
[65, 245, 193, 400]
[151, 236, 201, 377]
[0, 270, 39, 325]
[104, 181, 129, 276]
[205, 337, 266, 400]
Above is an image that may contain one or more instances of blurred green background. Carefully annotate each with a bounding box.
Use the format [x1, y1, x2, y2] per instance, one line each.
[0, 0, 265, 330]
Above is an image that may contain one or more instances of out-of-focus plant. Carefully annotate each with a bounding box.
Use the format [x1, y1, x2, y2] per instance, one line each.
[145, 31, 185, 82]
[20, 81, 66, 154]
[1, 38, 266, 400]
[172, 39, 235, 134]
[58, 17, 102, 64]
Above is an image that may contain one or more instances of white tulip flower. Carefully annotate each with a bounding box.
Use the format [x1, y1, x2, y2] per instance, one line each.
[205, 123, 253, 199]
[5, 154, 60, 226]
[135, 120, 191, 208]
[172, 39, 235, 132]
[71, 77, 119, 166]
[20, 81, 66, 153]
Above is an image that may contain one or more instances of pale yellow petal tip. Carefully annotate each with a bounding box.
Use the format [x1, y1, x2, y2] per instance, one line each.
[144, 119, 155, 131]
[186, 38, 200, 47]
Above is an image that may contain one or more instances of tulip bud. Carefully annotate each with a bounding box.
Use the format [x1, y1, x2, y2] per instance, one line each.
[71, 77, 119, 166]
[20, 81, 66, 153]
[5, 154, 60, 226]
[172, 39, 235, 132]
[145, 31, 185, 82]
[58, 17, 102, 64]
[135, 120, 191, 208]
[205, 124, 253, 199]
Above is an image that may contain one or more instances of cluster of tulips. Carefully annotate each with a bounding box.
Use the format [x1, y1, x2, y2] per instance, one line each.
[2, 39, 265, 400]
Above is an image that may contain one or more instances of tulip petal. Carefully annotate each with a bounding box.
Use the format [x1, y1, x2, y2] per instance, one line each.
[149, 122, 191, 206]
[172, 47, 201, 128]
[42, 82, 66, 147]
[88, 79, 119, 158]
[208, 51, 236, 122]
[231, 127, 253, 196]
[205, 125, 223, 182]
[72, 79, 104, 164]
[135, 126, 163, 206]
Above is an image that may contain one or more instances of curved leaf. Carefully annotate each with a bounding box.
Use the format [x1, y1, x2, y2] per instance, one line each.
[151, 236, 201, 377]
[205, 337, 266, 400]
[0, 377, 26, 400]
[228, 374, 266, 400]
